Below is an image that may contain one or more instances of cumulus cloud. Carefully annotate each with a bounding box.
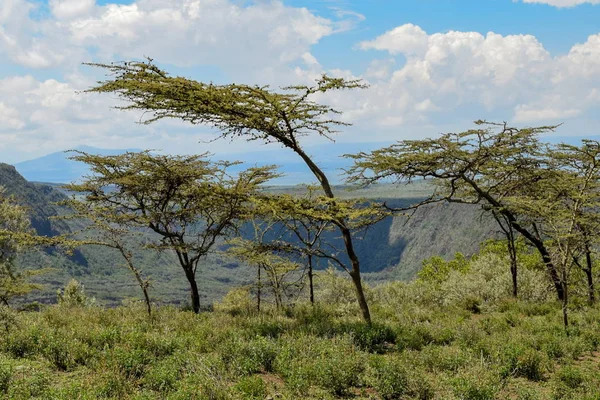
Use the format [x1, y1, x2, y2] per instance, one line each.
[0, 0, 337, 77]
[346, 26, 600, 130]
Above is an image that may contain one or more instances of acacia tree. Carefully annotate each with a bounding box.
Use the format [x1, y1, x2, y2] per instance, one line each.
[251, 187, 388, 306]
[0, 187, 53, 305]
[59, 198, 153, 316]
[86, 60, 376, 322]
[553, 141, 600, 306]
[347, 121, 567, 301]
[252, 186, 332, 305]
[66, 151, 277, 313]
[228, 230, 303, 312]
[511, 141, 600, 328]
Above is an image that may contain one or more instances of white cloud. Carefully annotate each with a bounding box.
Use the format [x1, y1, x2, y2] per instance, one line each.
[343, 26, 600, 130]
[0, 102, 25, 130]
[49, 0, 96, 20]
[518, 0, 600, 7]
[359, 24, 428, 56]
[0, 0, 341, 80]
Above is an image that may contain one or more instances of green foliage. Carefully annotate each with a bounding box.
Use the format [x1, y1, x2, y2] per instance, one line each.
[57, 279, 94, 308]
[451, 365, 501, 400]
[214, 286, 254, 317]
[363, 355, 409, 399]
[231, 375, 267, 399]
[274, 334, 366, 395]
[418, 252, 470, 285]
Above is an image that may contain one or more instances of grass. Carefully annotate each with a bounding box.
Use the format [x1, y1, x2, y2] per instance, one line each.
[1, 294, 600, 399]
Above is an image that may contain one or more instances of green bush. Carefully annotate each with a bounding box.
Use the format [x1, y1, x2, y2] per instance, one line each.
[0, 360, 11, 394]
[500, 345, 549, 381]
[275, 335, 366, 395]
[451, 366, 501, 400]
[363, 355, 409, 399]
[336, 322, 396, 353]
[231, 375, 267, 399]
[220, 336, 277, 376]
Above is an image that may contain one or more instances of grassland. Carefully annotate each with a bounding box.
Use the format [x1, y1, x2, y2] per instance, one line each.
[2, 252, 600, 400]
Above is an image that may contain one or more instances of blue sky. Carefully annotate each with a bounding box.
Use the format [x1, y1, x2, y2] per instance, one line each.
[1, 0, 599, 182]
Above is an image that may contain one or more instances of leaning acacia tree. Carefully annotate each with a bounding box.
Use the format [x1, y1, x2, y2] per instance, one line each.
[67, 151, 277, 313]
[86, 59, 376, 322]
[347, 121, 566, 301]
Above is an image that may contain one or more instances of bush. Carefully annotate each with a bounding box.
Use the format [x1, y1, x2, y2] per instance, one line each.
[500, 345, 549, 381]
[363, 355, 409, 399]
[57, 279, 95, 308]
[275, 334, 366, 395]
[215, 287, 255, 317]
[231, 375, 267, 399]
[0, 360, 11, 394]
[451, 366, 501, 400]
[336, 322, 396, 353]
[220, 336, 277, 376]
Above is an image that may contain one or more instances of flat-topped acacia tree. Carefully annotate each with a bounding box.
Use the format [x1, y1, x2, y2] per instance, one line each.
[85, 59, 374, 322]
[66, 151, 277, 313]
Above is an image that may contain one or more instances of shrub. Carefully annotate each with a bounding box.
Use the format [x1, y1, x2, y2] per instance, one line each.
[451, 366, 501, 400]
[231, 375, 267, 399]
[57, 279, 95, 308]
[215, 287, 255, 317]
[0, 360, 11, 394]
[363, 355, 409, 399]
[555, 365, 585, 389]
[220, 336, 277, 376]
[142, 356, 183, 393]
[500, 345, 549, 381]
[336, 322, 396, 353]
[275, 335, 366, 395]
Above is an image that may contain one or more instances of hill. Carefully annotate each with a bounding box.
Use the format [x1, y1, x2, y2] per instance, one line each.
[13, 146, 141, 184]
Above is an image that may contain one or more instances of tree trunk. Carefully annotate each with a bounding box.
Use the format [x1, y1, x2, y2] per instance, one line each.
[562, 280, 569, 335]
[184, 267, 201, 313]
[349, 269, 371, 323]
[584, 241, 595, 305]
[506, 220, 564, 300]
[308, 254, 315, 305]
[115, 245, 152, 317]
[293, 147, 371, 323]
[257, 264, 261, 313]
[585, 267, 595, 305]
[507, 238, 518, 298]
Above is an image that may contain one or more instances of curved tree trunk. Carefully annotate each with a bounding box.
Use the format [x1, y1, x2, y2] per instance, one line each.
[293, 147, 372, 323]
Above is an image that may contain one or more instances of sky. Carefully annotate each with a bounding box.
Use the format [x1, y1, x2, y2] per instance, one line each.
[1, 0, 599, 181]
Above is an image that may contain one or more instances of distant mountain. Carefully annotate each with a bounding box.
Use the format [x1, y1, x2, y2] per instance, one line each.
[14, 146, 142, 184]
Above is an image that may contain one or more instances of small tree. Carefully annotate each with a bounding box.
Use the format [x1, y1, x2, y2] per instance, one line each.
[511, 141, 600, 329]
[59, 198, 153, 316]
[85, 60, 376, 322]
[66, 151, 277, 313]
[0, 187, 48, 305]
[252, 186, 333, 305]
